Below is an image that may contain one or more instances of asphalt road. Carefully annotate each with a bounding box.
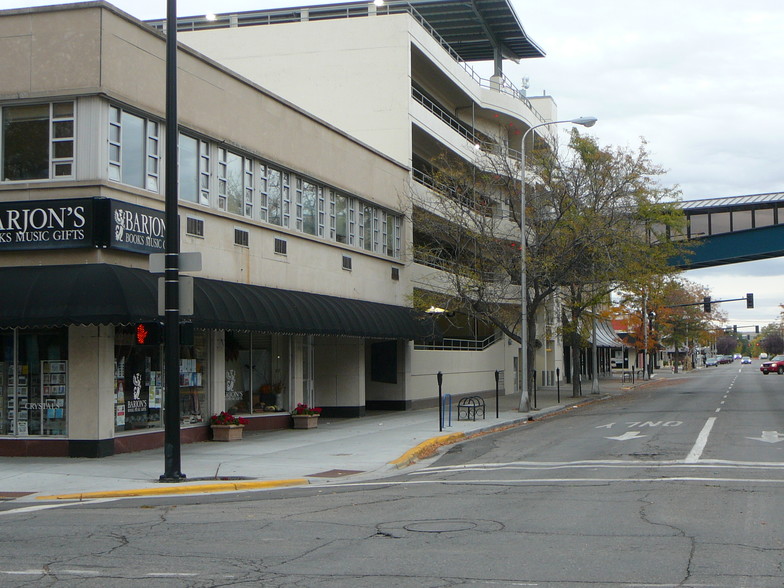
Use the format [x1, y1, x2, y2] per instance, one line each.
[0, 363, 781, 587]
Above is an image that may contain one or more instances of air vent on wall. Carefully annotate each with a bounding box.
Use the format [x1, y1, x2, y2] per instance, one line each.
[342, 255, 352, 270]
[391, 267, 400, 281]
[234, 228, 249, 247]
[274, 237, 287, 255]
[186, 217, 204, 237]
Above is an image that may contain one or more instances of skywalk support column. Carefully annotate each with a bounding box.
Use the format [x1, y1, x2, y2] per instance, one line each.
[161, 0, 184, 483]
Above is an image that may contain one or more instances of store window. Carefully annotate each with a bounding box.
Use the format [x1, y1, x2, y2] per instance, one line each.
[114, 326, 209, 433]
[2, 102, 74, 181]
[0, 328, 68, 437]
[224, 332, 287, 414]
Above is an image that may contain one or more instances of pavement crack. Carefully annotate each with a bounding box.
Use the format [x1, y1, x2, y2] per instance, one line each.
[637, 493, 695, 586]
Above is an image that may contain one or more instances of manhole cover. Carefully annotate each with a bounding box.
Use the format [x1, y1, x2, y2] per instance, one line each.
[377, 519, 503, 537]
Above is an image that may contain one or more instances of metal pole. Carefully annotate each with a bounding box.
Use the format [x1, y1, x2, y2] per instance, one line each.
[591, 307, 600, 394]
[556, 367, 560, 403]
[494, 370, 499, 418]
[437, 371, 443, 432]
[517, 117, 597, 412]
[642, 296, 648, 381]
[160, 0, 184, 483]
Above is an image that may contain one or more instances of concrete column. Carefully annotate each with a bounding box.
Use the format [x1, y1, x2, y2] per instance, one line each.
[68, 325, 114, 440]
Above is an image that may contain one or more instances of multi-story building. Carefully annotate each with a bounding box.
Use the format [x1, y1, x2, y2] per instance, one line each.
[0, 0, 565, 457]
[166, 0, 565, 404]
[0, 2, 431, 457]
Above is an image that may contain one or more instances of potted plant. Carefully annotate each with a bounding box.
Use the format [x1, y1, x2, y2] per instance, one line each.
[290, 403, 322, 429]
[209, 411, 248, 441]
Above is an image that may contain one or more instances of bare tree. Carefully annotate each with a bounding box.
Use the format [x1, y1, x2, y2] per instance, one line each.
[410, 130, 688, 398]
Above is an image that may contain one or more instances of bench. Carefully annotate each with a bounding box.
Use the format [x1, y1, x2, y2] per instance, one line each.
[457, 396, 486, 421]
[621, 371, 632, 383]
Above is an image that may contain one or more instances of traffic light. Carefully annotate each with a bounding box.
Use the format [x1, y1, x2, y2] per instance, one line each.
[135, 322, 163, 345]
[746, 293, 754, 309]
[703, 296, 711, 312]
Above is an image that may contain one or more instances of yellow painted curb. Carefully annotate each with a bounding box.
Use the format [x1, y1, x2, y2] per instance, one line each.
[37, 478, 309, 501]
[389, 432, 466, 468]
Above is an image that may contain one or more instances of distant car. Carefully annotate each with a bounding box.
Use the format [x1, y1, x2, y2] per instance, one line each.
[760, 355, 784, 374]
[705, 357, 718, 367]
[760, 353, 769, 360]
[741, 356, 751, 364]
[718, 355, 733, 364]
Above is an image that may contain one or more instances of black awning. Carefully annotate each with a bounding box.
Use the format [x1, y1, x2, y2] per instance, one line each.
[0, 264, 434, 340]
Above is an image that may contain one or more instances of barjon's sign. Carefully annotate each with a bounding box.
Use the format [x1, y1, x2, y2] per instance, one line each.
[0, 198, 166, 254]
[0, 199, 92, 248]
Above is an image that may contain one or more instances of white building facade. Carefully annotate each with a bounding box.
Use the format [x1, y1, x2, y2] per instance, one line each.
[169, 0, 566, 407]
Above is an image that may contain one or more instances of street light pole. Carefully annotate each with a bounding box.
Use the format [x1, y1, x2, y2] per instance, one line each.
[160, 0, 185, 483]
[518, 116, 597, 412]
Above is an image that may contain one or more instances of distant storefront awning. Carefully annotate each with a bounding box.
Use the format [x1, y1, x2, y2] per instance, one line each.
[592, 320, 626, 348]
[0, 264, 435, 340]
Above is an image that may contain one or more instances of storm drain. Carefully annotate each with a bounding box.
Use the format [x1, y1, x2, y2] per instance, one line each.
[0, 492, 34, 501]
[307, 469, 364, 478]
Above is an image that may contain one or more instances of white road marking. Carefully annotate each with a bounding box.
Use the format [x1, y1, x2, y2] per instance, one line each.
[606, 431, 647, 441]
[333, 477, 784, 488]
[746, 431, 784, 444]
[418, 459, 784, 473]
[685, 417, 717, 463]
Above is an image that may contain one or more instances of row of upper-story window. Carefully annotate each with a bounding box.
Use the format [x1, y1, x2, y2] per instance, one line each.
[1, 100, 401, 259]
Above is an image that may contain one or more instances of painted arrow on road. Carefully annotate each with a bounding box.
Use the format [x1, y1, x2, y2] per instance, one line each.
[746, 431, 784, 444]
[606, 431, 647, 441]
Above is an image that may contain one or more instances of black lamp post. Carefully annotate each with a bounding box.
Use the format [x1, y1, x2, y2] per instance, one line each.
[160, 0, 185, 483]
[647, 311, 656, 376]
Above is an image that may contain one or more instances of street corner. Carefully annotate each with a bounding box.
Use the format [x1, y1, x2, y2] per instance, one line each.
[35, 478, 310, 501]
[389, 432, 466, 469]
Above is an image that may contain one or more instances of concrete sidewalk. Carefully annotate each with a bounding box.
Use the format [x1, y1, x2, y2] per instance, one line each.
[0, 370, 678, 503]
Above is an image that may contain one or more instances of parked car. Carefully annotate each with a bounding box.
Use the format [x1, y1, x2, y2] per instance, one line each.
[705, 357, 718, 367]
[760, 355, 784, 374]
[741, 356, 751, 364]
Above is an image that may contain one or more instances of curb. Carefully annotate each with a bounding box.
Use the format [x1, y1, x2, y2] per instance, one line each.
[388, 397, 613, 469]
[37, 478, 309, 501]
[389, 431, 466, 468]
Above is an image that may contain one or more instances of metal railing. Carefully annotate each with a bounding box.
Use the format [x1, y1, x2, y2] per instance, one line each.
[415, 332, 502, 351]
[155, 2, 547, 124]
[412, 86, 479, 145]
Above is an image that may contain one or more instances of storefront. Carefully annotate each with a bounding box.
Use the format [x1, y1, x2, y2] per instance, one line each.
[0, 259, 430, 457]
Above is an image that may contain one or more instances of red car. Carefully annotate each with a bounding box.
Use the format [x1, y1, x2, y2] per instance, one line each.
[760, 355, 784, 374]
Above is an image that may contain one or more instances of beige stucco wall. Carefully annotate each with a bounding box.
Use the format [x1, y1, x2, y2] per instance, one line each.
[181, 14, 414, 167]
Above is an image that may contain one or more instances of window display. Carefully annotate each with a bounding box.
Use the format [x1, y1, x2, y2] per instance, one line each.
[114, 326, 208, 432]
[224, 331, 288, 414]
[0, 328, 68, 437]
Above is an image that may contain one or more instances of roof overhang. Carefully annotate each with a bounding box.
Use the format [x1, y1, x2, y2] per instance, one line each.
[163, 0, 545, 63]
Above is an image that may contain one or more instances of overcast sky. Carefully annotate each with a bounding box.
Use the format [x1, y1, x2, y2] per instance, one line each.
[4, 0, 783, 330]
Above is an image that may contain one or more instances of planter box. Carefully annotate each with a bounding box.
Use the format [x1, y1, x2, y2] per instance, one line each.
[211, 425, 244, 441]
[291, 415, 319, 429]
